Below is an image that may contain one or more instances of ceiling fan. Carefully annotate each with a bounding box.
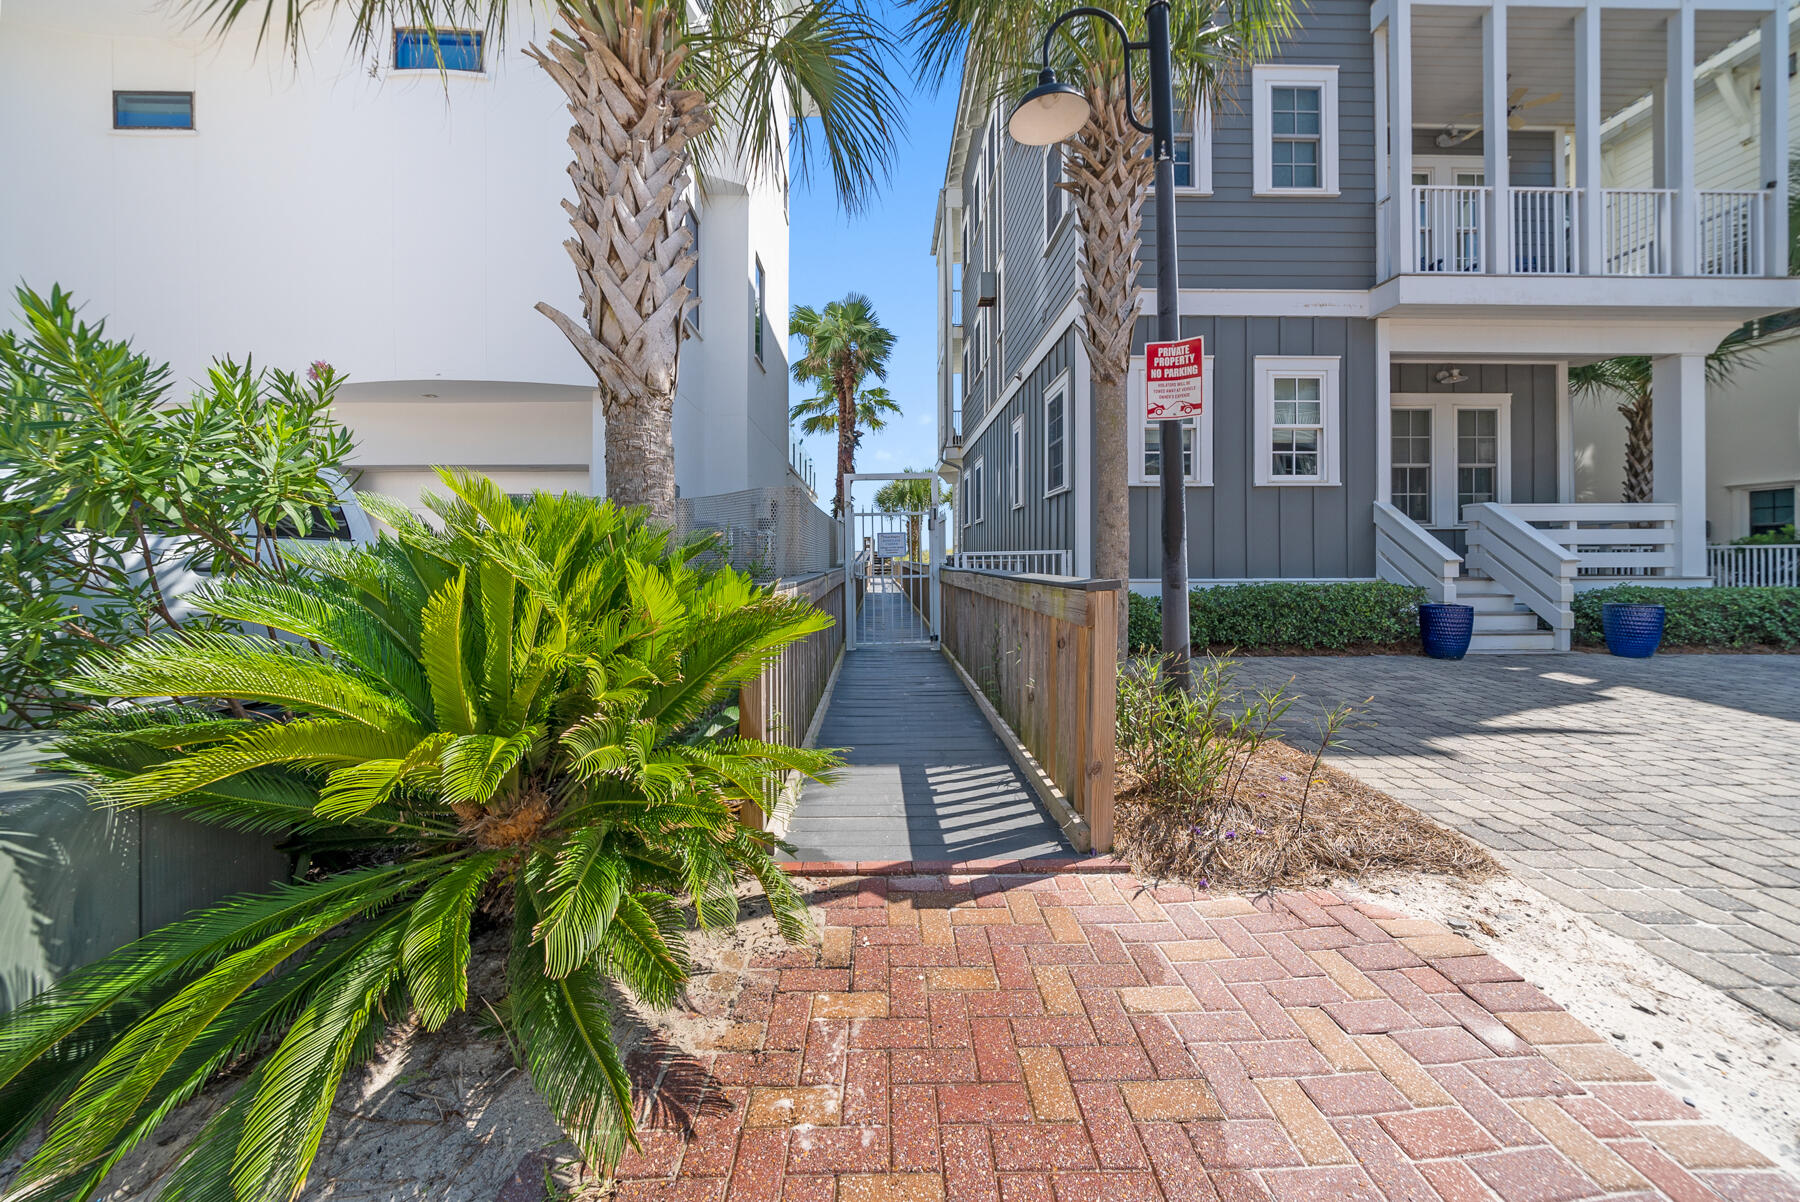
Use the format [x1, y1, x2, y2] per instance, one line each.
[1435, 86, 1564, 146]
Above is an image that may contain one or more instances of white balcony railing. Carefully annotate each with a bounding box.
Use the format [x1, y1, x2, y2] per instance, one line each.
[1507, 503, 1680, 580]
[1510, 187, 1578, 274]
[1698, 190, 1765, 277]
[1709, 543, 1798, 587]
[1413, 185, 1489, 274]
[1602, 189, 1673, 276]
[948, 550, 1072, 576]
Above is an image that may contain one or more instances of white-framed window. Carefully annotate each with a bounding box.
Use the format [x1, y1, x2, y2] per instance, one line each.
[1389, 393, 1513, 524]
[1253, 356, 1341, 486]
[1044, 144, 1071, 250]
[1044, 372, 1070, 497]
[681, 210, 701, 337]
[1128, 355, 1214, 486]
[969, 308, 988, 384]
[965, 455, 986, 525]
[393, 27, 484, 72]
[1009, 416, 1026, 509]
[1252, 65, 1339, 196]
[1169, 99, 1213, 194]
[752, 257, 766, 364]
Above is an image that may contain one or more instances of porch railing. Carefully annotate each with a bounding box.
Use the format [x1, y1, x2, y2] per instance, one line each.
[1602, 189, 1673, 276]
[1505, 503, 1680, 580]
[949, 549, 1072, 576]
[1373, 501, 1462, 603]
[1413, 185, 1489, 273]
[938, 568, 1119, 852]
[1709, 542, 1799, 587]
[1510, 187, 1578, 274]
[1463, 504, 1579, 651]
[1698, 190, 1765, 277]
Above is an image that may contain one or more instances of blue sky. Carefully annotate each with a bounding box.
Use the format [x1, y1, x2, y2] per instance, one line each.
[786, 26, 958, 511]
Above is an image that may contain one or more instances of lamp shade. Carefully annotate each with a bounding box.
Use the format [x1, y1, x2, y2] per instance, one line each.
[1009, 72, 1089, 145]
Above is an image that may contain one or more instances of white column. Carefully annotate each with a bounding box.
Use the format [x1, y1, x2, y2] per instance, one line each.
[1652, 353, 1707, 579]
[589, 389, 607, 498]
[1388, 0, 1414, 272]
[1375, 321, 1393, 504]
[1483, 0, 1511, 274]
[1574, 4, 1605, 274]
[1666, 5, 1698, 276]
[1761, 0, 1790, 277]
[1376, 22, 1391, 277]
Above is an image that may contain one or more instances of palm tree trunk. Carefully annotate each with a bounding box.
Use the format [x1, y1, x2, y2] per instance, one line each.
[1068, 92, 1152, 659]
[835, 384, 856, 520]
[1621, 394, 1653, 503]
[528, 11, 709, 528]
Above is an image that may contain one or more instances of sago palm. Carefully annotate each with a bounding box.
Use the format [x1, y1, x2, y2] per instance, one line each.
[0, 471, 838, 1199]
[908, 0, 1297, 651]
[188, 0, 906, 527]
[789, 294, 900, 518]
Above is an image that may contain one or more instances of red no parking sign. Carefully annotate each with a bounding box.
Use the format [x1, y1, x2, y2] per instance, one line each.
[1143, 335, 1205, 420]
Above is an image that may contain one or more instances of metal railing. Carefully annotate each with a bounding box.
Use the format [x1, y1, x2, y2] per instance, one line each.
[1510, 187, 1578, 274]
[1413, 185, 1489, 273]
[948, 549, 1072, 576]
[1698, 190, 1765, 277]
[1709, 543, 1798, 587]
[1603, 189, 1673, 276]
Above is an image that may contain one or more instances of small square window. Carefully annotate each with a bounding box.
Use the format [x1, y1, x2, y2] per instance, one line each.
[394, 28, 484, 72]
[1254, 356, 1340, 486]
[1749, 486, 1795, 534]
[114, 91, 193, 130]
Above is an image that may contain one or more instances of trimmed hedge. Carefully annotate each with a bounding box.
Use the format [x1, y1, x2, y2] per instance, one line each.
[1128, 581, 1427, 652]
[1572, 586, 1800, 649]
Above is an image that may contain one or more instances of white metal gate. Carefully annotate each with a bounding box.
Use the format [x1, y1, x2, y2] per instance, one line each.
[843, 472, 942, 650]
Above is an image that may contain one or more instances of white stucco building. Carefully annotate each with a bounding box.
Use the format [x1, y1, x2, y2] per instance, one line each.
[0, 0, 800, 512]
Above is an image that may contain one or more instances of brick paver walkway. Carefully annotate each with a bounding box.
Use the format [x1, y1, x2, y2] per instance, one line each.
[609, 870, 1795, 1201]
[1228, 655, 1800, 1029]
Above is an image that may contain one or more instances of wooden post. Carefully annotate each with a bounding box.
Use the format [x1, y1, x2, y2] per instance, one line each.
[738, 674, 767, 831]
[1087, 587, 1118, 854]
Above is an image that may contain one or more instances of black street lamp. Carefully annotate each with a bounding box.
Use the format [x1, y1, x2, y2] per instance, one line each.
[1010, 1, 1191, 689]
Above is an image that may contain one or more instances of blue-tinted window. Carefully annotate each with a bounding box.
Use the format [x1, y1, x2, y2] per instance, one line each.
[394, 28, 484, 72]
[1750, 487, 1795, 534]
[114, 91, 194, 130]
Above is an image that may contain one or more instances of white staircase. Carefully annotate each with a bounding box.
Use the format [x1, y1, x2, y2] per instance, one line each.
[1457, 575, 1559, 654]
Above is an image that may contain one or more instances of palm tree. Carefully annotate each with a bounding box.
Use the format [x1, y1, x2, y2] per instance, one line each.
[873, 469, 941, 559]
[908, 0, 1295, 653]
[1569, 328, 1756, 502]
[189, 0, 906, 528]
[789, 294, 900, 518]
[0, 471, 837, 1197]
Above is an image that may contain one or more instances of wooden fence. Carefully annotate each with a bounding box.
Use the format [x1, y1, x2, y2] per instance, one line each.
[738, 571, 847, 830]
[938, 569, 1121, 852]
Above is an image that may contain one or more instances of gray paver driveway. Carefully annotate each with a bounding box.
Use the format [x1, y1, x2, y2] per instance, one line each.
[1228, 653, 1800, 1028]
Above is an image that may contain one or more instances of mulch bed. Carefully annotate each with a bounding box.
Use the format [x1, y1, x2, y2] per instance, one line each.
[1114, 736, 1501, 892]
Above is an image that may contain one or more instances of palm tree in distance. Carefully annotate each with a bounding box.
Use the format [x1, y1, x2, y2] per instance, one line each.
[1569, 328, 1756, 502]
[187, 0, 906, 528]
[907, 0, 1296, 652]
[873, 469, 942, 559]
[790, 294, 900, 518]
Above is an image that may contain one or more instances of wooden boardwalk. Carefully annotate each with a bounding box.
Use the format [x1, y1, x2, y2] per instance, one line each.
[779, 641, 1071, 864]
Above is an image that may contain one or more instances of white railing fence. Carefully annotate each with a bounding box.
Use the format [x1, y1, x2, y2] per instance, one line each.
[949, 549, 1073, 576]
[1463, 503, 1579, 650]
[1510, 187, 1578, 274]
[1413, 185, 1489, 274]
[1698, 191, 1765, 277]
[1602, 189, 1673, 276]
[1505, 503, 1680, 581]
[1709, 543, 1799, 587]
[1373, 501, 1462, 603]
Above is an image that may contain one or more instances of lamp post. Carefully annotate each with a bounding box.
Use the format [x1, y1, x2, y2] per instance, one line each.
[1010, 1, 1191, 690]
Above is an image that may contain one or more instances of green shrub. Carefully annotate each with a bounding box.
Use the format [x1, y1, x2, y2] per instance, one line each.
[1128, 582, 1426, 652]
[1572, 585, 1800, 648]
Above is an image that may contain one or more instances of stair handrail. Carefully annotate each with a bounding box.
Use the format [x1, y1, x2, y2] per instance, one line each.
[1373, 501, 1461, 604]
[1463, 502, 1578, 650]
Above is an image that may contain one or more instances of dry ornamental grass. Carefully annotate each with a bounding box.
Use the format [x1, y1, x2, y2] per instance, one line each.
[1113, 657, 1501, 892]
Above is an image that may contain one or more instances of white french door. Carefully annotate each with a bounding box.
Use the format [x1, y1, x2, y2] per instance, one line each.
[1389, 394, 1512, 528]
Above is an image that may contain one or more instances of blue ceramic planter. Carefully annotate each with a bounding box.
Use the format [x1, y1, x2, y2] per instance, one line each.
[1602, 602, 1665, 658]
[1419, 602, 1475, 660]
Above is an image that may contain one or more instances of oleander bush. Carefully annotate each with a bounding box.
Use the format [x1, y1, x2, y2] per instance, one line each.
[1128, 582, 1427, 652]
[1573, 585, 1800, 649]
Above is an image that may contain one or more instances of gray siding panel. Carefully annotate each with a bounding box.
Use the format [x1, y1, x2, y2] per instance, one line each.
[958, 330, 1078, 557]
[1141, 0, 1378, 292]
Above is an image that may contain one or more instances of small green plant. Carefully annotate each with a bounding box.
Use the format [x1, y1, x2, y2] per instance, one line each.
[1732, 524, 1796, 546]
[1572, 585, 1800, 649]
[1128, 583, 1425, 653]
[1116, 656, 1294, 819]
[1268, 701, 1358, 885]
